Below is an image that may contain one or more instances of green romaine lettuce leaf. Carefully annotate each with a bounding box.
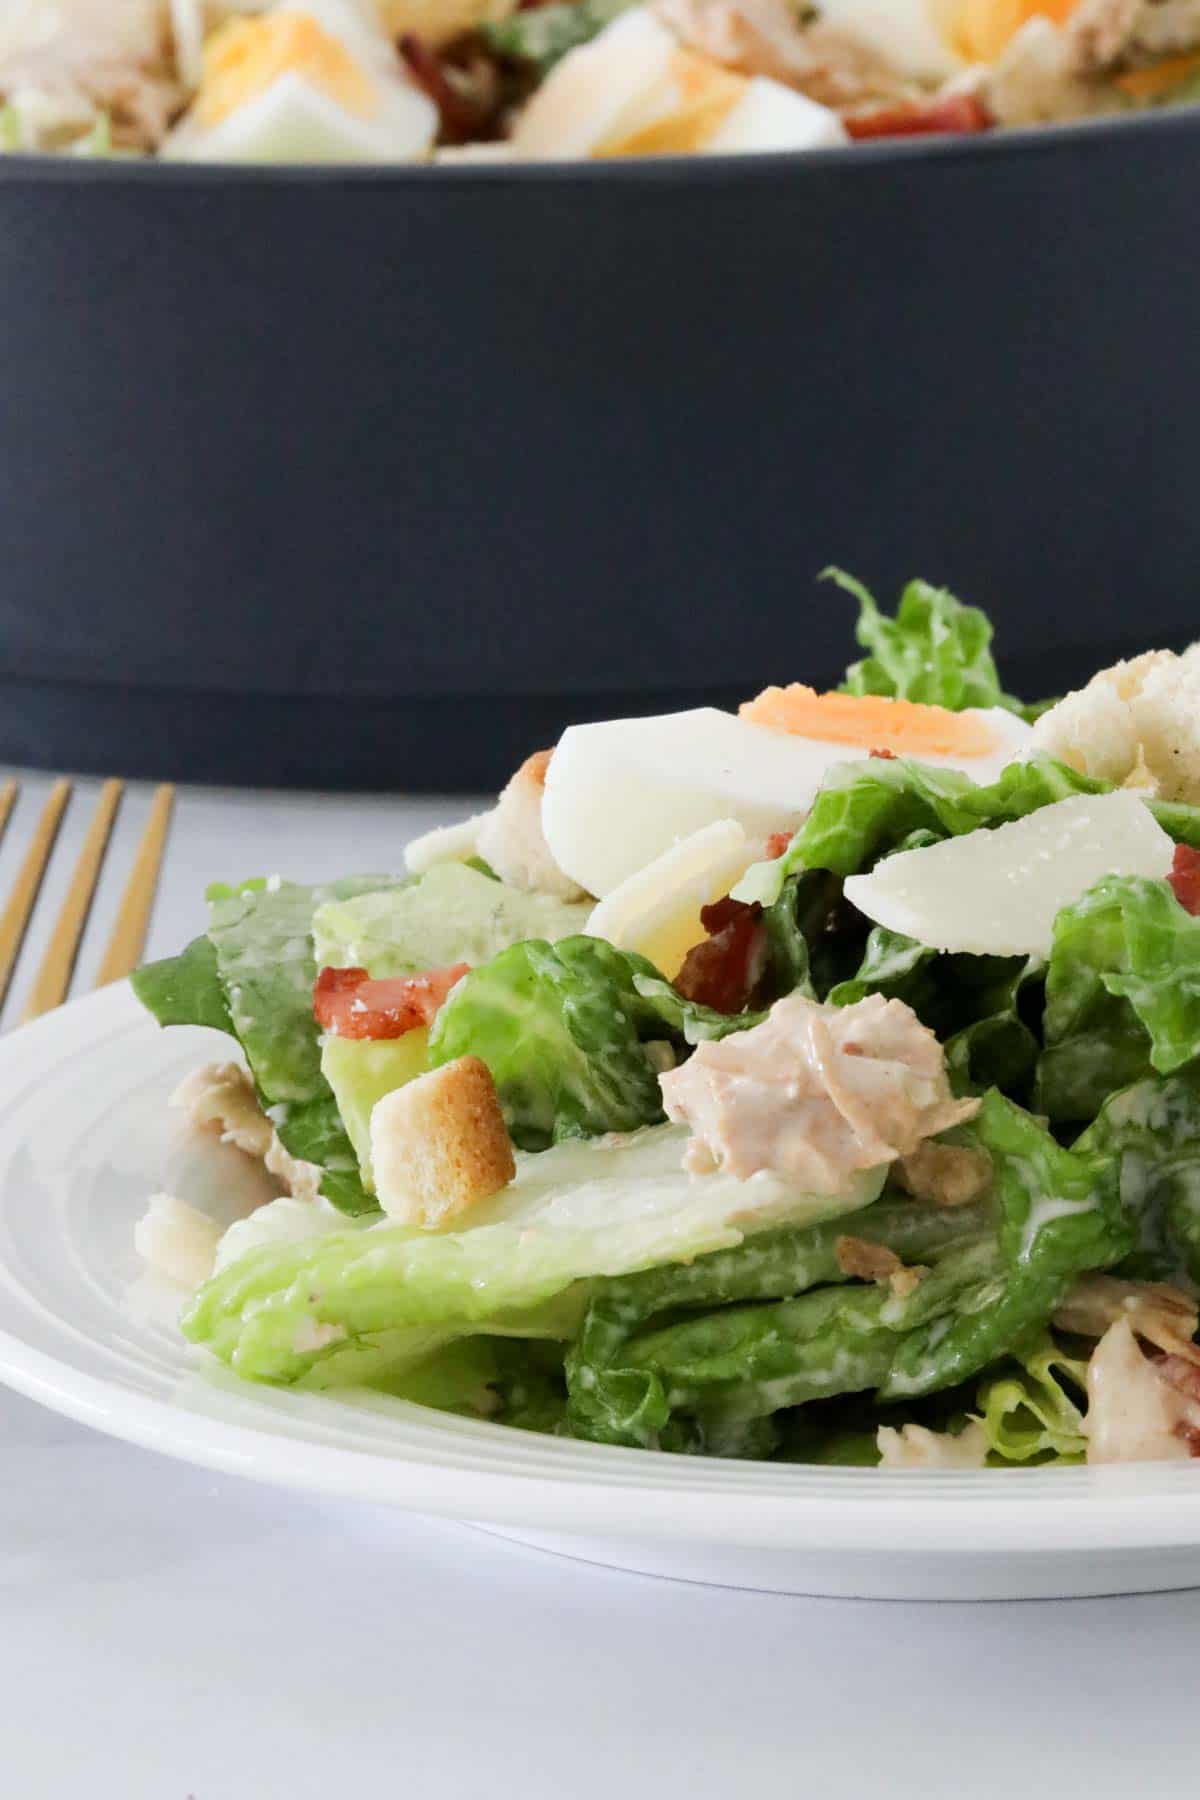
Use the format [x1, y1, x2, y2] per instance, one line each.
[973, 1334, 1088, 1463]
[566, 1091, 1131, 1453]
[829, 567, 1025, 715]
[183, 1124, 885, 1384]
[312, 863, 591, 977]
[428, 935, 668, 1150]
[1073, 1066, 1200, 1283]
[131, 935, 233, 1035]
[1039, 875, 1200, 1123]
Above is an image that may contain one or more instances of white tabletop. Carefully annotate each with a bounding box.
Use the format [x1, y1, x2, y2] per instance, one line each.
[3, 770, 1199, 1799]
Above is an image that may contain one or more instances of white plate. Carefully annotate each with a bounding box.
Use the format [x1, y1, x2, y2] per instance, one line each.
[2, 983, 1200, 1601]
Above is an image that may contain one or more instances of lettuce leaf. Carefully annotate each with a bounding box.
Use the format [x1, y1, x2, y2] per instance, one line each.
[1038, 876, 1200, 1123]
[428, 935, 668, 1150]
[973, 1334, 1088, 1463]
[312, 863, 591, 977]
[131, 935, 233, 1035]
[183, 1125, 884, 1384]
[830, 568, 1025, 716]
[1073, 1066, 1200, 1283]
[565, 1092, 1131, 1452]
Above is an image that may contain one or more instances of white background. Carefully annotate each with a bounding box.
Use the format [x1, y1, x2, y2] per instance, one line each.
[1, 770, 1197, 1798]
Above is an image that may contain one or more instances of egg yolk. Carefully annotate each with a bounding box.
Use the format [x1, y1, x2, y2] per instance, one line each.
[195, 13, 376, 129]
[953, 0, 1077, 63]
[739, 685, 999, 758]
[596, 52, 745, 156]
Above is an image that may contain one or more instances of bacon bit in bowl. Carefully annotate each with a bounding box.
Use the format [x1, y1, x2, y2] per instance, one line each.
[843, 93, 991, 140]
[314, 963, 470, 1039]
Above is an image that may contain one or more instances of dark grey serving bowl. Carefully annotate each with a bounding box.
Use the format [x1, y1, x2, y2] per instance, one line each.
[1, 109, 1197, 790]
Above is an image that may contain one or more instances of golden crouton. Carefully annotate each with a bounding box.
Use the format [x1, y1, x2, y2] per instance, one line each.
[370, 1056, 516, 1229]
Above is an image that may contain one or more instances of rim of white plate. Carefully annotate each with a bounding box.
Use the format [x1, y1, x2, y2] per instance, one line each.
[1, 979, 1200, 1555]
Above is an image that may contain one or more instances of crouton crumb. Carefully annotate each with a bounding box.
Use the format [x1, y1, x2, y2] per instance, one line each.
[370, 1056, 516, 1229]
[895, 1141, 993, 1208]
[835, 1234, 926, 1297]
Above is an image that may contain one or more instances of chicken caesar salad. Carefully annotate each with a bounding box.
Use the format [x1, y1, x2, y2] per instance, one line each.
[134, 572, 1200, 1470]
[4, 0, 1200, 164]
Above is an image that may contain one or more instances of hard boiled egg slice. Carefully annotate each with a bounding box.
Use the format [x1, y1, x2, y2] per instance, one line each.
[512, 8, 846, 158]
[510, 9, 681, 159]
[843, 792, 1175, 958]
[542, 708, 814, 899]
[164, 1, 437, 163]
[587, 819, 764, 976]
[544, 695, 1032, 900]
[703, 75, 849, 152]
[739, 685, 1032, 786]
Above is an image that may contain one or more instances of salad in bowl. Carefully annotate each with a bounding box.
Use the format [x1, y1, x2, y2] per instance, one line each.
[132, 571, 1200, 1471]
[4, 0, 1200, 163]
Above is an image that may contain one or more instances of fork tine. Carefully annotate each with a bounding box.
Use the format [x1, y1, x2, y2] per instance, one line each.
[0, 779, 19, 845]
[22, 780, 124, 1023]
[0, 779, 71, 1013]
[94, 784, 175, 989]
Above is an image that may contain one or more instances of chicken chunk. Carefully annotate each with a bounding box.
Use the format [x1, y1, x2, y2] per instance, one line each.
[171, 1062, 323, 1206]
[1084, 1317, 1200, 1462]
[659, 990, 978, 1190]
[476, 750, 588, 901]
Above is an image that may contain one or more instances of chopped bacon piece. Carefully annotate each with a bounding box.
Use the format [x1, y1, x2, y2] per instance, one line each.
[765, 830, 793, 860]
[845, 94, 991, 140]
[870, 747, 897, 759]
[1169, 844, 1200, 916]
[313, 963, 469, 1040]
[675, 899, 768, 1014]
[398, 34, 491, 143]
[698, 894, 748, 935]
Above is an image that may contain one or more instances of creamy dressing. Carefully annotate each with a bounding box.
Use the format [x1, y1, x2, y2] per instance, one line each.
[1017, 1190, 1099, 1264]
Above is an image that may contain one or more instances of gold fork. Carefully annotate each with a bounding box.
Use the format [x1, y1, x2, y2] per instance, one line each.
[0, 778, 175, 1023]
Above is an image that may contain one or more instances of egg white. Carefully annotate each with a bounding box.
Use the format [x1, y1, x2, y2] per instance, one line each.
[165, 0, 436, 163]
[542, 703, 1033, 899]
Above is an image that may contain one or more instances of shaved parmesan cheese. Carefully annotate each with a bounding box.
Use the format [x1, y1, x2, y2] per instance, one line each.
[586, 818, 762, 977]
[843, 792, 1175, 957]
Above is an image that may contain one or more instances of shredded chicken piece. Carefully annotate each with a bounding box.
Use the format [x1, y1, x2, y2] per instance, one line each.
[1055, 1274, 1200, 1365]
[476, 750, 587, 902]
[171, 1062, 323, 1206]
[979, 16, 1118, 125]
[834, 1234, 926, 1296]
[0, 0, 183, 151]
[655, 0, 915, 107]
[1067, 0, 1200, 70]
[877, 1420, 989, 1470]
[659, 991, 978, 1191]
[894, 1140, 993, 1208]
[1084, 1317, 1200, 1463]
